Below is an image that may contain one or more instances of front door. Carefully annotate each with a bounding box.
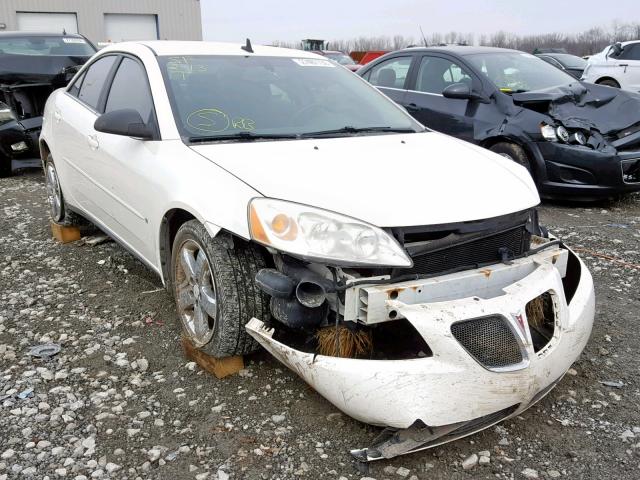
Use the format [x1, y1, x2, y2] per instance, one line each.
[91, 56, 159, 263]
[403, 54, 477, 142]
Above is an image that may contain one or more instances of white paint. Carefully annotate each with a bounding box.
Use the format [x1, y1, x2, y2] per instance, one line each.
[582, 41, 640, 92]
[17, 12, 78, 34]
[346, 247, 568, 324]
[104, 14, 158, 42]
[192, 133, 539, 228]
[246, 248, 595, 430]
[41, 41, 539, 283]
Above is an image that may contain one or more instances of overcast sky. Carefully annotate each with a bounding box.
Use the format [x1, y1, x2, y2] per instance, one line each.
[200, 0, 640, 44]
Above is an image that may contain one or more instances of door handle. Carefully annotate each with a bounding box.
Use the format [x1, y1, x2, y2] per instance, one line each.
[87, 134, 99, 150]
[405, 103, 420, 112]
[53, 110, 62, 123]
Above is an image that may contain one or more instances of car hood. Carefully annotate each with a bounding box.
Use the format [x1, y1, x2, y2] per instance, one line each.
[0, 53, 92, 86]
[190, 132, 539, 227]
[511, 82, 640, 136]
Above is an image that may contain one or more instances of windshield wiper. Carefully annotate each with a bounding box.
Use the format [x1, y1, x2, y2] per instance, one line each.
[188, 131, 299, 143]
[299, 126, 419, 138]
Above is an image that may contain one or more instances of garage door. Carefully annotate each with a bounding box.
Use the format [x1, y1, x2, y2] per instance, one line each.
[16, 12, 78, 34]
[104, 14, 158, 42]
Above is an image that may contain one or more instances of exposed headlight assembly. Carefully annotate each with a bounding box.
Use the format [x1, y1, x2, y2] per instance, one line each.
[0, 102, 15, 124]
[572, 131, 587, 145]
[556, 126, 570, 142]
[540, 124, 558, 142]
[248, 198, 413, 267]
[540, 123, 584, 145]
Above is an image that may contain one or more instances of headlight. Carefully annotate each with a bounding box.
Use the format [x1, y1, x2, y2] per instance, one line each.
[248, 198, 413, 267]
[0, 102, 15, 124]
[556, 126, 570, 142]
[540, 124, 558, 142]
[572, 131, 587, 145]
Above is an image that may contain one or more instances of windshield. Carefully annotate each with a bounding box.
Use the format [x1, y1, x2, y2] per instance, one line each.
[549, 54, 587, 69]
[324, 52, 356, 65]
[466, 52, 577, 93]
[0, 36, 95, 56]
[158, 55, 421, 140]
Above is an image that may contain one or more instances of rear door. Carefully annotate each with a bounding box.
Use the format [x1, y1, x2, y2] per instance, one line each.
[617, 43, 640, 92]
[404, 54, 477, 142]
[360, 55, 414, 105]
[54, 55, 118, 213]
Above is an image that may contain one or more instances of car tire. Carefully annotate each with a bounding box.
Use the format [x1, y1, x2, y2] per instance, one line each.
[44, 155, 85, 226]
[597, 78, 620, 89]
[171, 220, 269, 357]
[489, 142, 532, 173]
[0, 155, 11, 178]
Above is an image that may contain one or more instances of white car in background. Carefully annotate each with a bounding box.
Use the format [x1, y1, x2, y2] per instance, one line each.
[582, 40, 640, 92]
[40, 40, 595, 460]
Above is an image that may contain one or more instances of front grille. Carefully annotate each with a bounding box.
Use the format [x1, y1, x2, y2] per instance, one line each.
[451, 315, 523, 369]
[405, 226, 529, 276]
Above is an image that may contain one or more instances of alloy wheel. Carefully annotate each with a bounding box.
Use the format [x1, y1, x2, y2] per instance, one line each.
[174, 239, 218, 346]
[45, 162, 63, 222]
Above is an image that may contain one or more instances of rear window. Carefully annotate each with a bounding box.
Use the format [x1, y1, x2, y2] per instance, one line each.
[0, 36, 95, 56]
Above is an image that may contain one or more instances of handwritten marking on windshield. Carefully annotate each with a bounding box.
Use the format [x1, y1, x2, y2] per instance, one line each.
[232, 118, 256, 130]
[187, 109, 230, 133]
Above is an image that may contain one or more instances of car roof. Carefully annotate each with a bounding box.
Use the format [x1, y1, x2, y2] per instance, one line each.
[536, 52, 581, 58]
[0, 31, 85, 38]
[397, 45, 519, 56]
[101, 40, 321, 58]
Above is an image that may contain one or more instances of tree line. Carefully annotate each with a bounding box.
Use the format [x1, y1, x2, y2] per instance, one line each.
[273, 21, 640, 57]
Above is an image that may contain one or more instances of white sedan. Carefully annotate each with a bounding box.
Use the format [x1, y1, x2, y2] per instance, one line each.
[40, 41, 595, 459]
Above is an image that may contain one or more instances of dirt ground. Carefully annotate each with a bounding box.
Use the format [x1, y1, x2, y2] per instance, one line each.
[1, 166, 639, 480]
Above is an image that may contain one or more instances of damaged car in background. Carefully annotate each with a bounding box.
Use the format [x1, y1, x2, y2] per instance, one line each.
[359, 46, 640, 200]
[40, 40, 595, 461]
[0, 31, 96, 176]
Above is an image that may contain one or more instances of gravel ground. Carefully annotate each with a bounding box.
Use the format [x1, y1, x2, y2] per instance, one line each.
[1, 167, 639, 480]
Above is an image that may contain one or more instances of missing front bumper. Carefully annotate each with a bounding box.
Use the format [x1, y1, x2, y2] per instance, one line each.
[245, 247, 595, 458]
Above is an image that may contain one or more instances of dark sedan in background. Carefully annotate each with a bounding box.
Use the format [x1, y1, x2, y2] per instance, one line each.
[535, 52, 587, 79]
[0, 31, 96, 177]
[358, 46, 640, 200]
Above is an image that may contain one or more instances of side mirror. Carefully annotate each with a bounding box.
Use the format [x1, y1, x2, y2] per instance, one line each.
[94, 108, 154, 139]
[442, 82, 489, 103]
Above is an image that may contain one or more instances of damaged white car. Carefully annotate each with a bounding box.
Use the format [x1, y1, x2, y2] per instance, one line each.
[40, 40, 595, 460]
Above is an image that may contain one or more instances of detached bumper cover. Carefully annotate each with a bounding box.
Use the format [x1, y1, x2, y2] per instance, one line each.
[246, 248, 594, 431]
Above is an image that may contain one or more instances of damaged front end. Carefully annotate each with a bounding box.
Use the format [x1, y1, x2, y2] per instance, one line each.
[510, 83, 640, 198]
[0, 47, 93, 170]
[245, 205, 595, 460]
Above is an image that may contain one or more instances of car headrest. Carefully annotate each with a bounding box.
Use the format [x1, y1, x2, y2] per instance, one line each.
[377, 68, 397, 88]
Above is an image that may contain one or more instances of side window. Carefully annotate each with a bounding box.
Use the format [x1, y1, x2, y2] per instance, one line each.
[622, 44, 640, 61]
[77, 56, 117, 110]
[415, 56, 473, 95]
[367, 57, 412, 89]
[68, 71, 86, 98]
[105, 57, 154, 124]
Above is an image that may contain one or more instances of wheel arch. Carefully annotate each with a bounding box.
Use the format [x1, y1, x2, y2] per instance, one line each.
[595, 76, 620, 87]
[159, 207, 222, 285]
[480, 135, 544, 180]
[39, 138, 51, 165]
